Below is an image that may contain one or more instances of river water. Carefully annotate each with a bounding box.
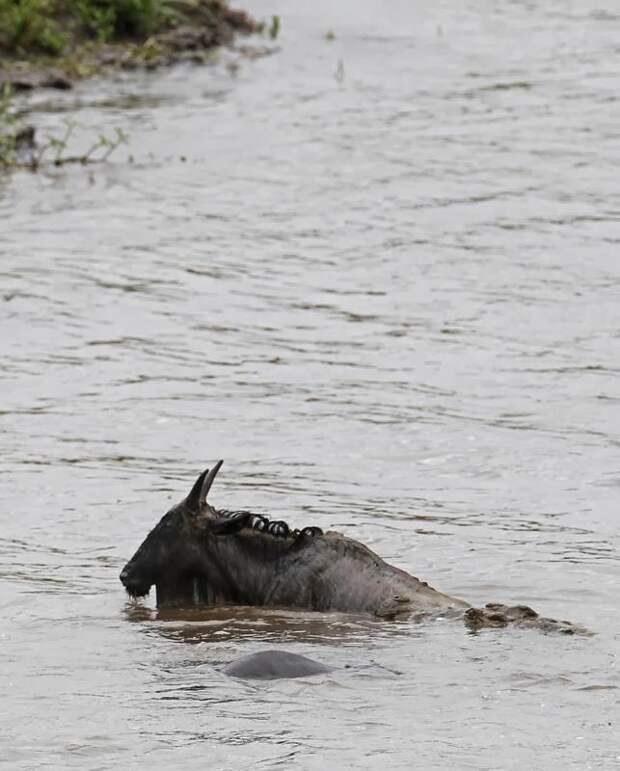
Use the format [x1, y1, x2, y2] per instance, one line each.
[1, 1, 619, 768]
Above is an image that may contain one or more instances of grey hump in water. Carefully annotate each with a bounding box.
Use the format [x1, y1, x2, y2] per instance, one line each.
[222, 650, 332, 680]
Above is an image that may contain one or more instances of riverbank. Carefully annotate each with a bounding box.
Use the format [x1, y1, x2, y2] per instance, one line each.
[0, 0, 262, 92]
[1, 0, 268, 169]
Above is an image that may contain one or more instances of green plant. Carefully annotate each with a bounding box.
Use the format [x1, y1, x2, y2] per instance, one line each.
[117, 0, 162, 36]
[75, 0, 117, 42]
[79, 0, 165, 39]
[268, 14, 280, 40]
[33, 121, 129, 168]
[1, 88, 129, 172]
[0, 0, 67, 55]
[0, 85, 17, 166]
[0, 0, 172, 51]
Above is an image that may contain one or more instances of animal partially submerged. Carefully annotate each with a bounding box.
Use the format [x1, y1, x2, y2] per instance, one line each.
[222, 650, 332, 680]
[120, 461, 584, 634]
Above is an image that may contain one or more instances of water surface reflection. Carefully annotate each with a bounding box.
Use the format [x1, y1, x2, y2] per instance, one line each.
[1, 0, 619, 768]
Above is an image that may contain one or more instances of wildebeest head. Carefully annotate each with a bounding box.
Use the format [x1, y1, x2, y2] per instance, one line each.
[119, 460, 240, 600]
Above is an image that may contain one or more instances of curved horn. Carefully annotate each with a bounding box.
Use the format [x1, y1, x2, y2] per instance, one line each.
[199, 459, 224, 505]
[185, 468, 209, 512]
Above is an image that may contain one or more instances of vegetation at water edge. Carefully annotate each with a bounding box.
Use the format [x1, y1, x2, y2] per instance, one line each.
[0, 0, 255, 56]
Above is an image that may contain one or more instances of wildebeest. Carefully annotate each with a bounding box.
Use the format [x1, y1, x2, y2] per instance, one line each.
[120, 461, 584, 634]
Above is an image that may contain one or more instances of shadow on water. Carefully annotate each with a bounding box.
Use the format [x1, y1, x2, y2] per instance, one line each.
[121, 601, 429, 646]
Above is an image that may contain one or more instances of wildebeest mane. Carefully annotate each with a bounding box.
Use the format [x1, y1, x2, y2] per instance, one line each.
[217, 509, 323, 541]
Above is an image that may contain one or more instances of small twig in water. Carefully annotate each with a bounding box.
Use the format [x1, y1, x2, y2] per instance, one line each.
[335, 58, 345, 83]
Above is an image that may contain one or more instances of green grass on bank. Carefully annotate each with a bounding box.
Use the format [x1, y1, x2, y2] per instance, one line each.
[0, 0, 205, 56]
[0, 1, 261, 170]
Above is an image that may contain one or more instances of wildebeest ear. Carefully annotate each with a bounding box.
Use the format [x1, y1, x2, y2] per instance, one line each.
[209, 511, 252, 535]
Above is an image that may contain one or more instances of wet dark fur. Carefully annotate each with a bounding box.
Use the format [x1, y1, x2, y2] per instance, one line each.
[119, 462, 588, 635]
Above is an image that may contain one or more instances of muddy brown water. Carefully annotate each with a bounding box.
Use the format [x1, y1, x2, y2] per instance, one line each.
[1, 1, 619, 769]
